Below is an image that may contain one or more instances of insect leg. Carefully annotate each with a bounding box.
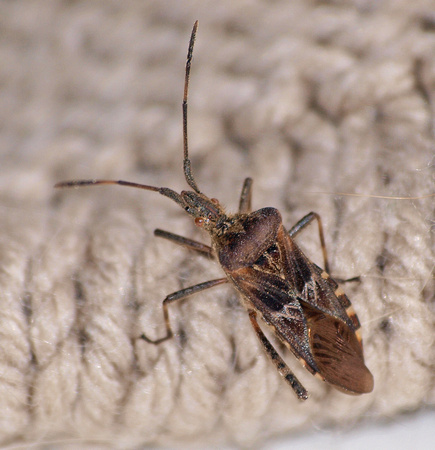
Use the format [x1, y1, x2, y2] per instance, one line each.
[154, 229, 212, 256]
[238, 177, 253, 213]
[248, 310, 308, 400]
[141, 277, 228, 344]
[288, 212, 330, 274]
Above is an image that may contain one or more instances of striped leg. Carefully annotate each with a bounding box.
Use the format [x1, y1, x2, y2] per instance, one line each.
[248, 310, 308, 400]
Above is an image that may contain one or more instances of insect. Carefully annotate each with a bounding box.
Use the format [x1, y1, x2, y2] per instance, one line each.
[55, 21, 374, 400]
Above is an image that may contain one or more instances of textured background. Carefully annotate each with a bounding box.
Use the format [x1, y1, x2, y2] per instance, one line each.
[0, 0, 434, 448]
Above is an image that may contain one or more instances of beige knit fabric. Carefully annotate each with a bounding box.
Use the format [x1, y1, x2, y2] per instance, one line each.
[0, 0, 434, 448]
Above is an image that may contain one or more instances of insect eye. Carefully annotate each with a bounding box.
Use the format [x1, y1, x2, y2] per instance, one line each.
[195, 217, 208, 227]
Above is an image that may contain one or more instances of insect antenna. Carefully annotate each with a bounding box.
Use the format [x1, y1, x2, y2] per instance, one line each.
[54, 21, 201, 209]
[54, 179, 186, 208]
[182, 20, 201, 194]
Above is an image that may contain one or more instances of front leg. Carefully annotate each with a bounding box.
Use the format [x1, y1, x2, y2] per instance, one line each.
[238, 177, 253, 213]
[154, 229, 212, 255]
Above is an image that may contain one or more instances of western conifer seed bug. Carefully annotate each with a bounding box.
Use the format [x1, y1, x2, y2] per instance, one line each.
[55, 21, 374, 400]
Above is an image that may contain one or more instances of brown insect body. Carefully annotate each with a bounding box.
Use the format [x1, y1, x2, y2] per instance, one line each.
[55, 21, 374, 400]
[196, 202, 373, 396]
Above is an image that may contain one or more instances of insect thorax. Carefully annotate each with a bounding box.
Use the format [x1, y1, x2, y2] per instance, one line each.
[216, 207, 282, 273]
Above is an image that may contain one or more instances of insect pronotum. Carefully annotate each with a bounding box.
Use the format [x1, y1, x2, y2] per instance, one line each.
[56, 21, 374, 400]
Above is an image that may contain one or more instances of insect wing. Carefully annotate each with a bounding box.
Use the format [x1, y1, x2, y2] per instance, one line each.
[306, 305, 374, 393]
[230, 225, 373, 394]
[231, 264, 317, 370]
